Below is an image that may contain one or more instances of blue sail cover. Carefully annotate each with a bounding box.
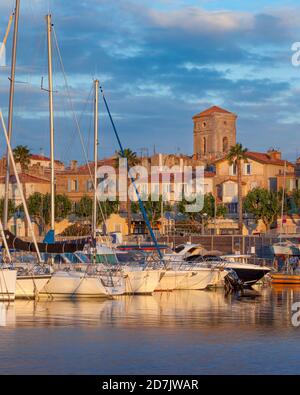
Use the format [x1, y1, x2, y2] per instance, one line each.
[43, 229, 55, 244]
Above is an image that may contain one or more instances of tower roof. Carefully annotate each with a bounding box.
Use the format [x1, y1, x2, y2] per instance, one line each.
[193, 105, 235, 119]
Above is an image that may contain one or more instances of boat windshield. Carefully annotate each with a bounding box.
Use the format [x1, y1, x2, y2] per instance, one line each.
[203, 255, 223, 262]
[116, 251, 145, 264]
[174, 245, 186, 253]
[95, 254, 118, 264]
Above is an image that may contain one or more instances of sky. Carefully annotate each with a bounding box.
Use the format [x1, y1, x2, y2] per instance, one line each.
[1, 0, 300, 164]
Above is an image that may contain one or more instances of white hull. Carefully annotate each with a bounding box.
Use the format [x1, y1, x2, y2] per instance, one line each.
[16, 275, 51, 299]
[124, 268, 162, 294]
[0, 269, 16, 301]
[272, 243, 300, 256]
[207, 270, 228, 287]
[39, 271, 124, 299]
[175, 268, 223, 290]
[155, 270, 189, 291]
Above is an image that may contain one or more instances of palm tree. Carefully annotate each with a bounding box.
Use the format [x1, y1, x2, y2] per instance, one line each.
[13, 145, 31, 236]
[226, 143, 248, 234]
[115, 148, 139, 235]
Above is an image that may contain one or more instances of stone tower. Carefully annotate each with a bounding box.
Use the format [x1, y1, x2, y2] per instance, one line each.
[193, 106, 237, 161]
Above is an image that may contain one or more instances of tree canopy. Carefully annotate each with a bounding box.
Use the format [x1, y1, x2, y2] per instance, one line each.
[243, 188, 281, 230]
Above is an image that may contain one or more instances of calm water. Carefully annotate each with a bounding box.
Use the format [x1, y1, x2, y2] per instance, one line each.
[0, 286, 300, 375]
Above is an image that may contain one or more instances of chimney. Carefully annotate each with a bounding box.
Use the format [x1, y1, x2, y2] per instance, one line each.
[267, 149, 281, 161]
[159, 153, 163, 171]
[70, 160, 78, 171]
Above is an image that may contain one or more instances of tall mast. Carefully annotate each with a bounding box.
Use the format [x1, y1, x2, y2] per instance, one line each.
[280, 160, 287, 238]
[93, 79, 99, 239]
[3, 0, 20, 229]
[0, 112, 43, 263]
[46, 14, 55, 234]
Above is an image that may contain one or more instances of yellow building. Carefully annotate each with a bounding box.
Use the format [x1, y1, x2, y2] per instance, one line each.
[0, 173, 50, 204]
[214, 149, 295, 214]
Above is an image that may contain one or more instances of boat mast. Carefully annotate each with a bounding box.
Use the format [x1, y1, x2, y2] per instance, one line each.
[3, 0, 20, 229]
[0, 219, 12, 263]
[93, 79, 99, 239]
[46, 14, 55, 235]
[280, 160, 287, 237]
[0, 112, 43, 263]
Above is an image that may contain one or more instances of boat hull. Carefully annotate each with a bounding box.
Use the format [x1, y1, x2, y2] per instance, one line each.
[155, 270, 189, 291]
[175, 268, 221, 290]
[230, 267, 270, 285]
[124, 269, 162, 294]
[271, 273, 300, 285]
[39, 271, 122, 299]
[0, 269, 16, 301]
[16, 275, 52, 299]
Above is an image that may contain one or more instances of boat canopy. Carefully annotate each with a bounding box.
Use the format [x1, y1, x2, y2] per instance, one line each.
[4, 230, 92, 253]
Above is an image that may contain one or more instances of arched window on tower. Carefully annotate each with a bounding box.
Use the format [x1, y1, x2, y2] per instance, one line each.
[223, 136, 229, 152]
[203, 137, 207, 155]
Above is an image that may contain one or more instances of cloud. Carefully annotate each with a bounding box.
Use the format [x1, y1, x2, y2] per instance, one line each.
[0, 0, 300, 161]
[147, 7, 254, 34]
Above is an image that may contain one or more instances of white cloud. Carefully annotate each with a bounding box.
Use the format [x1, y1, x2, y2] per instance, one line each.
[147, 7, 254, 33]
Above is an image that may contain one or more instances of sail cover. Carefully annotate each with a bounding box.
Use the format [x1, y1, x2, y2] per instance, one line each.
[4, 230, 92, 253]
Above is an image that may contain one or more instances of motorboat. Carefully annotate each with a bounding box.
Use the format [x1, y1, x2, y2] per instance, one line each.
[188, 253, 271, 286]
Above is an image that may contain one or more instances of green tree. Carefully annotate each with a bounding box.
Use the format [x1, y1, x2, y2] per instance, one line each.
[26, 192, 45, 232]
[131, 194, 171, 227]
[55, 194, 72, 219]
[23, 192, 72, 233]
[216, 204, 228, 218]
[99, 200, 120, 222]
[115, 148, 139, 234]
[243, 188, 281, 231]
[75, 195, 119, 228]
[226, 143, 248, 234]
[75, 195, 93, 219]
[13, 145, 31, 236]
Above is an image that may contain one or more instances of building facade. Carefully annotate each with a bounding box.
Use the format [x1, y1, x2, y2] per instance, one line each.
[193, 105, 237, 161]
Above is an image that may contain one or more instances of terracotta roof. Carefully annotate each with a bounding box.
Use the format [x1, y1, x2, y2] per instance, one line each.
[246, 151, 294, 167]
[214, 151, 294, 167]
[62, 158, 117, 175]
[0, 173, 50, 184]
[193, 105, 234, 119]
[30, 154, 63, 165]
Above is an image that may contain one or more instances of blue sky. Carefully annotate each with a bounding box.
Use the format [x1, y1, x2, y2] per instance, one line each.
[1, 0, 300, 163]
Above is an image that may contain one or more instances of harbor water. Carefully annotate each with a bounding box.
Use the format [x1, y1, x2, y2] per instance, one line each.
[0, 286, 300, 375]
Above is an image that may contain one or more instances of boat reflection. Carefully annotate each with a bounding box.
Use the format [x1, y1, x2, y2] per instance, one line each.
[1, 287, 299, 329]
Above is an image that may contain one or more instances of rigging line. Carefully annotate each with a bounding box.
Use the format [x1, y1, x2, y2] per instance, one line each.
[100, 87, 163, 260]
[52, 26, 108, 232]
